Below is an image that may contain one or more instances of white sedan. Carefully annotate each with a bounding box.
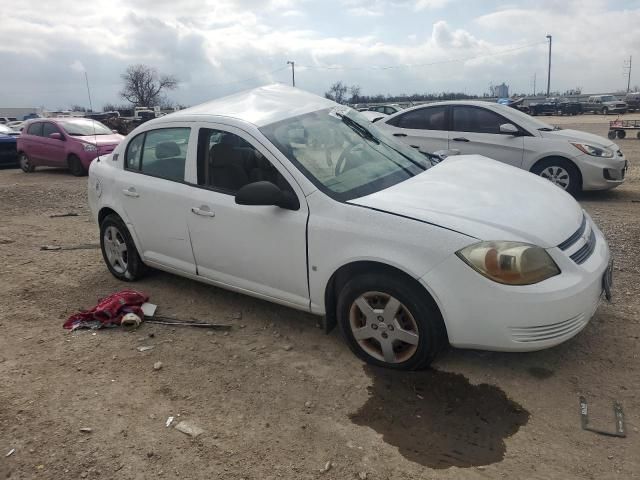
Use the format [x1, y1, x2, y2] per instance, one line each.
[377, 100, 628, 196]
[88, 85, 612, 370]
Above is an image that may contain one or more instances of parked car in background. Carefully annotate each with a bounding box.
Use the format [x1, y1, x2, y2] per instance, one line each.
[582, 95, 627, 115]
[624, 92, 640, 112]
[88, 84, 612, 370]
[359, 111, 388, 123]
[0, 124, 19, 167]
[6, 120, 25, 131]
[367, 104, 403, 115]
[0, 116, 18, 125]
[378, 100, 627, 196]
[17, 118, 124, 176]
[528, 98, 582, 116]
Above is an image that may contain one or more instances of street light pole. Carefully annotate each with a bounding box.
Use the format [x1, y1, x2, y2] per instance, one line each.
[287, 60, 295, 87]
[546, 35, 552, 96]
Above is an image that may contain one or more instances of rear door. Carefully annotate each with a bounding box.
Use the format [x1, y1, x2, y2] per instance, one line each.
[449, 105, 524, 168]
[23, 122, 44, 161]
[380, 105, 449, 154]
[40, 122, 67, 166]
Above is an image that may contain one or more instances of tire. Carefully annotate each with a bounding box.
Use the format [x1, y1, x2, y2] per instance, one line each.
[99, 214, 147, 281]
[608, 130, 617, 140]
[602, 107, 609, 115]
[68, 154, 87, 176]
[18, 152, 35, 173]
[531, 158, 581, 196]
[637, 132, 640, 140]
[617, 130, 626, 139]
[337, 272, 447, 370]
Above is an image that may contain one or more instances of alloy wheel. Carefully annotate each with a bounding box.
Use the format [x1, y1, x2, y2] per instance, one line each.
[103, 225, 129, 274]
[540, 166, 570, 190]
[348, 291, 420, 364]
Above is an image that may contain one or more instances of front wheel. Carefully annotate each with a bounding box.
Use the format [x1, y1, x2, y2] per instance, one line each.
[68, 154, 87, 177]
[99, 214, 147, 281]
[532, 158, 581, 196]
[602, 107, 609, 115]
[337, 273, 447, 370]
[19, 152, 35, 173]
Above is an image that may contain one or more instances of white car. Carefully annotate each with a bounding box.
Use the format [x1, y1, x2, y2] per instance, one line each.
[378, 100, 628, 196]
[359, 111, 388, 123]
[88, 85, 612, 370]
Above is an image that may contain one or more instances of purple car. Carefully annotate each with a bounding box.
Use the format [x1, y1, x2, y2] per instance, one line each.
[17, 118, 124, 176]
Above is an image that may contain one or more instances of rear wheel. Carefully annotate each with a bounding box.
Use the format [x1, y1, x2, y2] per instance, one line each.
[337, 273, 447, 370]
[617, 130, 626, 139]
[99, 214, 147, 281]
[607, 130, 617, 139]
[19, 152, 35, 173]
[532, 158, 581, 196]
[602, 107, 609, 115]
[68, 154, 86, 176]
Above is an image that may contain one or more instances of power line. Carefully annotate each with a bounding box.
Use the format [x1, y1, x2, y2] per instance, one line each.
[297, 41, 546, 71]
[202, 66, 289, 87]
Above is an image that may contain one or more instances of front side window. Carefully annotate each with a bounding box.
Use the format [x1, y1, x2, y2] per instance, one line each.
[387, 106, 447, 130]
[42, 123, 61, 137]
[196, 128, 290, 194]
[27, 122, 43, 136]
[452, 106, 507, 134]
[260, 108, 430, 201]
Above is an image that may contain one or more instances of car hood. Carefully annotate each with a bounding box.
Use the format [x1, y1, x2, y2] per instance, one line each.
[75, 134, 123, 145]
[349, 155, 583, 248]
[539, 128, 616, 149]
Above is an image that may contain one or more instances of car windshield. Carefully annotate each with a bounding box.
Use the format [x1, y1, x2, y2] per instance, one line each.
[601, 96, 616, 102]
[260, 107, 431, 201]
[58, 119, 113, 136]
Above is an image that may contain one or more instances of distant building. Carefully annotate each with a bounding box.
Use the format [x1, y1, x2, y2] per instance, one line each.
[0, 107, 42, 120]
[494, 83, 509, 98]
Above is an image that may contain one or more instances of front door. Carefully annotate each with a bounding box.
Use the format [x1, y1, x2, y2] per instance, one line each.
[186, 124, 309, 309]
[380, 105, 449, 154]
[449, 105, 524, 168]
[116, 124, 197, 274]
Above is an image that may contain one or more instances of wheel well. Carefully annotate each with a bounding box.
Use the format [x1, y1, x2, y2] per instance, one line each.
[323, 261, 441, 333]
[530, 156, 583, 188]
[98, 207, 118, 226]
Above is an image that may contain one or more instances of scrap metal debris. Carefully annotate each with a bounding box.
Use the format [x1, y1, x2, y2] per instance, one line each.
[579, 396, 626, 437]
[5, 449, 15, 457]
[41, 244, 99, 251]
[63, 290, 148, 330]
[49, 213, 79, 218]
[175, 421, 204, 438]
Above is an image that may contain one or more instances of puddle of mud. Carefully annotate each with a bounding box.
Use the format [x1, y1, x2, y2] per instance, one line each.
[350, 366, 529, 469]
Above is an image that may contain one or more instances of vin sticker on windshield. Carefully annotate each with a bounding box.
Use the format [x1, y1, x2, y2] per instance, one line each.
[328, 105, 352, 118]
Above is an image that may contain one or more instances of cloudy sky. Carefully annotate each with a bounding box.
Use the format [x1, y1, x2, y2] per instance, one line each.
[1, 0, 638, 109]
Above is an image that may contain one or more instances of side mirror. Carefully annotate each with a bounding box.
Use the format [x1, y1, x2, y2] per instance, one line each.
[112, 129, 118, 134]
[49, 132, 63, 140]
[499, 123, 519, 135]
[235, 181, 300, 211]
[433, 149, 460, 159]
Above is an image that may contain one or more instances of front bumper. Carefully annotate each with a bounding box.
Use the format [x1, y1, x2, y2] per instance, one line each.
[420, 221, 610, 352]
[576, 152, 627, 190]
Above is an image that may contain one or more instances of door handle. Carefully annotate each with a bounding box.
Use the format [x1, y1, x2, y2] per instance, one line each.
[122, 187, 139, 198]
[393, 133, 407, 137]
[191, 205, 215, 217]
[452, 137, 469, 142]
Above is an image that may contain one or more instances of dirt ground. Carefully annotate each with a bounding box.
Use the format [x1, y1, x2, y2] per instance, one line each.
[1, 114, 639, 480]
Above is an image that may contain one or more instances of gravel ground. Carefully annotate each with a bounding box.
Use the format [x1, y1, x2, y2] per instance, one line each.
[1, 114, 639, 479]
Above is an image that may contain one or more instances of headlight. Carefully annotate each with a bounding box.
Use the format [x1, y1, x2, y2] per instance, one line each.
[83, 143, 97, 152]
[571, 143, 613, 158]
[456, 241, 560, 285]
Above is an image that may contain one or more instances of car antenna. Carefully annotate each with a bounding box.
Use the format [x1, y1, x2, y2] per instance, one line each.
[84, 70, 99, 162]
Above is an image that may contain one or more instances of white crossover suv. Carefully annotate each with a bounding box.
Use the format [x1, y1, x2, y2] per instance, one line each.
[88, 85, 612, 370]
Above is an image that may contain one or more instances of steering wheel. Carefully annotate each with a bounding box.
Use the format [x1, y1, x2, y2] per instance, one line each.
[334, 144, 364, 176]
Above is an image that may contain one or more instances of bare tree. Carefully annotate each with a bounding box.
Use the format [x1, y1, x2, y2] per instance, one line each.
[349, 85, 362, 104]
[325, 81, 349, 104]
[120, 64, 178, 107]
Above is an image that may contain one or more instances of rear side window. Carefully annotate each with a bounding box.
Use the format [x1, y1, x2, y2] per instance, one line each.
[125, 128, 190, 182]
[27, 123, 43, 136]
[452, 106, 507, 134]
[387, 106, 447, 130]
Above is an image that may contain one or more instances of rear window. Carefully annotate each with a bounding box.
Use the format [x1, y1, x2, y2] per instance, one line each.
[125, 128, 190, 182]
[387, 106, 447, 130]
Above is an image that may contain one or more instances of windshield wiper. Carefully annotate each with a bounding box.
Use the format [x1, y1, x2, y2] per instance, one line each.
[338, 114, 380, 144]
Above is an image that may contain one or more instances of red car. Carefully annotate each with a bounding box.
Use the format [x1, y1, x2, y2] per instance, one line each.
[17, 118, 124, 176]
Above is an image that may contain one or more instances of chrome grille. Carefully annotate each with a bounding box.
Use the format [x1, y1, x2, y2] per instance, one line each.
[510, 313, 587, 343]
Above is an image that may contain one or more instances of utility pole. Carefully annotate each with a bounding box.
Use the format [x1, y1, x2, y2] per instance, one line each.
[546, 35, 552, 96]
[533, 72, 537, 96]
[624, 56, 632, 92]
[287, 60, 295, 87]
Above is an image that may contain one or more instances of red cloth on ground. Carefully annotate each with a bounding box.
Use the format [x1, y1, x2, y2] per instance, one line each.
[63, 290, 149, 330]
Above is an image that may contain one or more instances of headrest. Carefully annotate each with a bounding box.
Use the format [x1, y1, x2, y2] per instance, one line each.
[155, 141, 180, 159]
[210, 143, 237, 166]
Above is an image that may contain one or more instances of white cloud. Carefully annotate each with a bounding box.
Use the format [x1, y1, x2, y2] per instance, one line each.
[70, 60, 86, 73]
